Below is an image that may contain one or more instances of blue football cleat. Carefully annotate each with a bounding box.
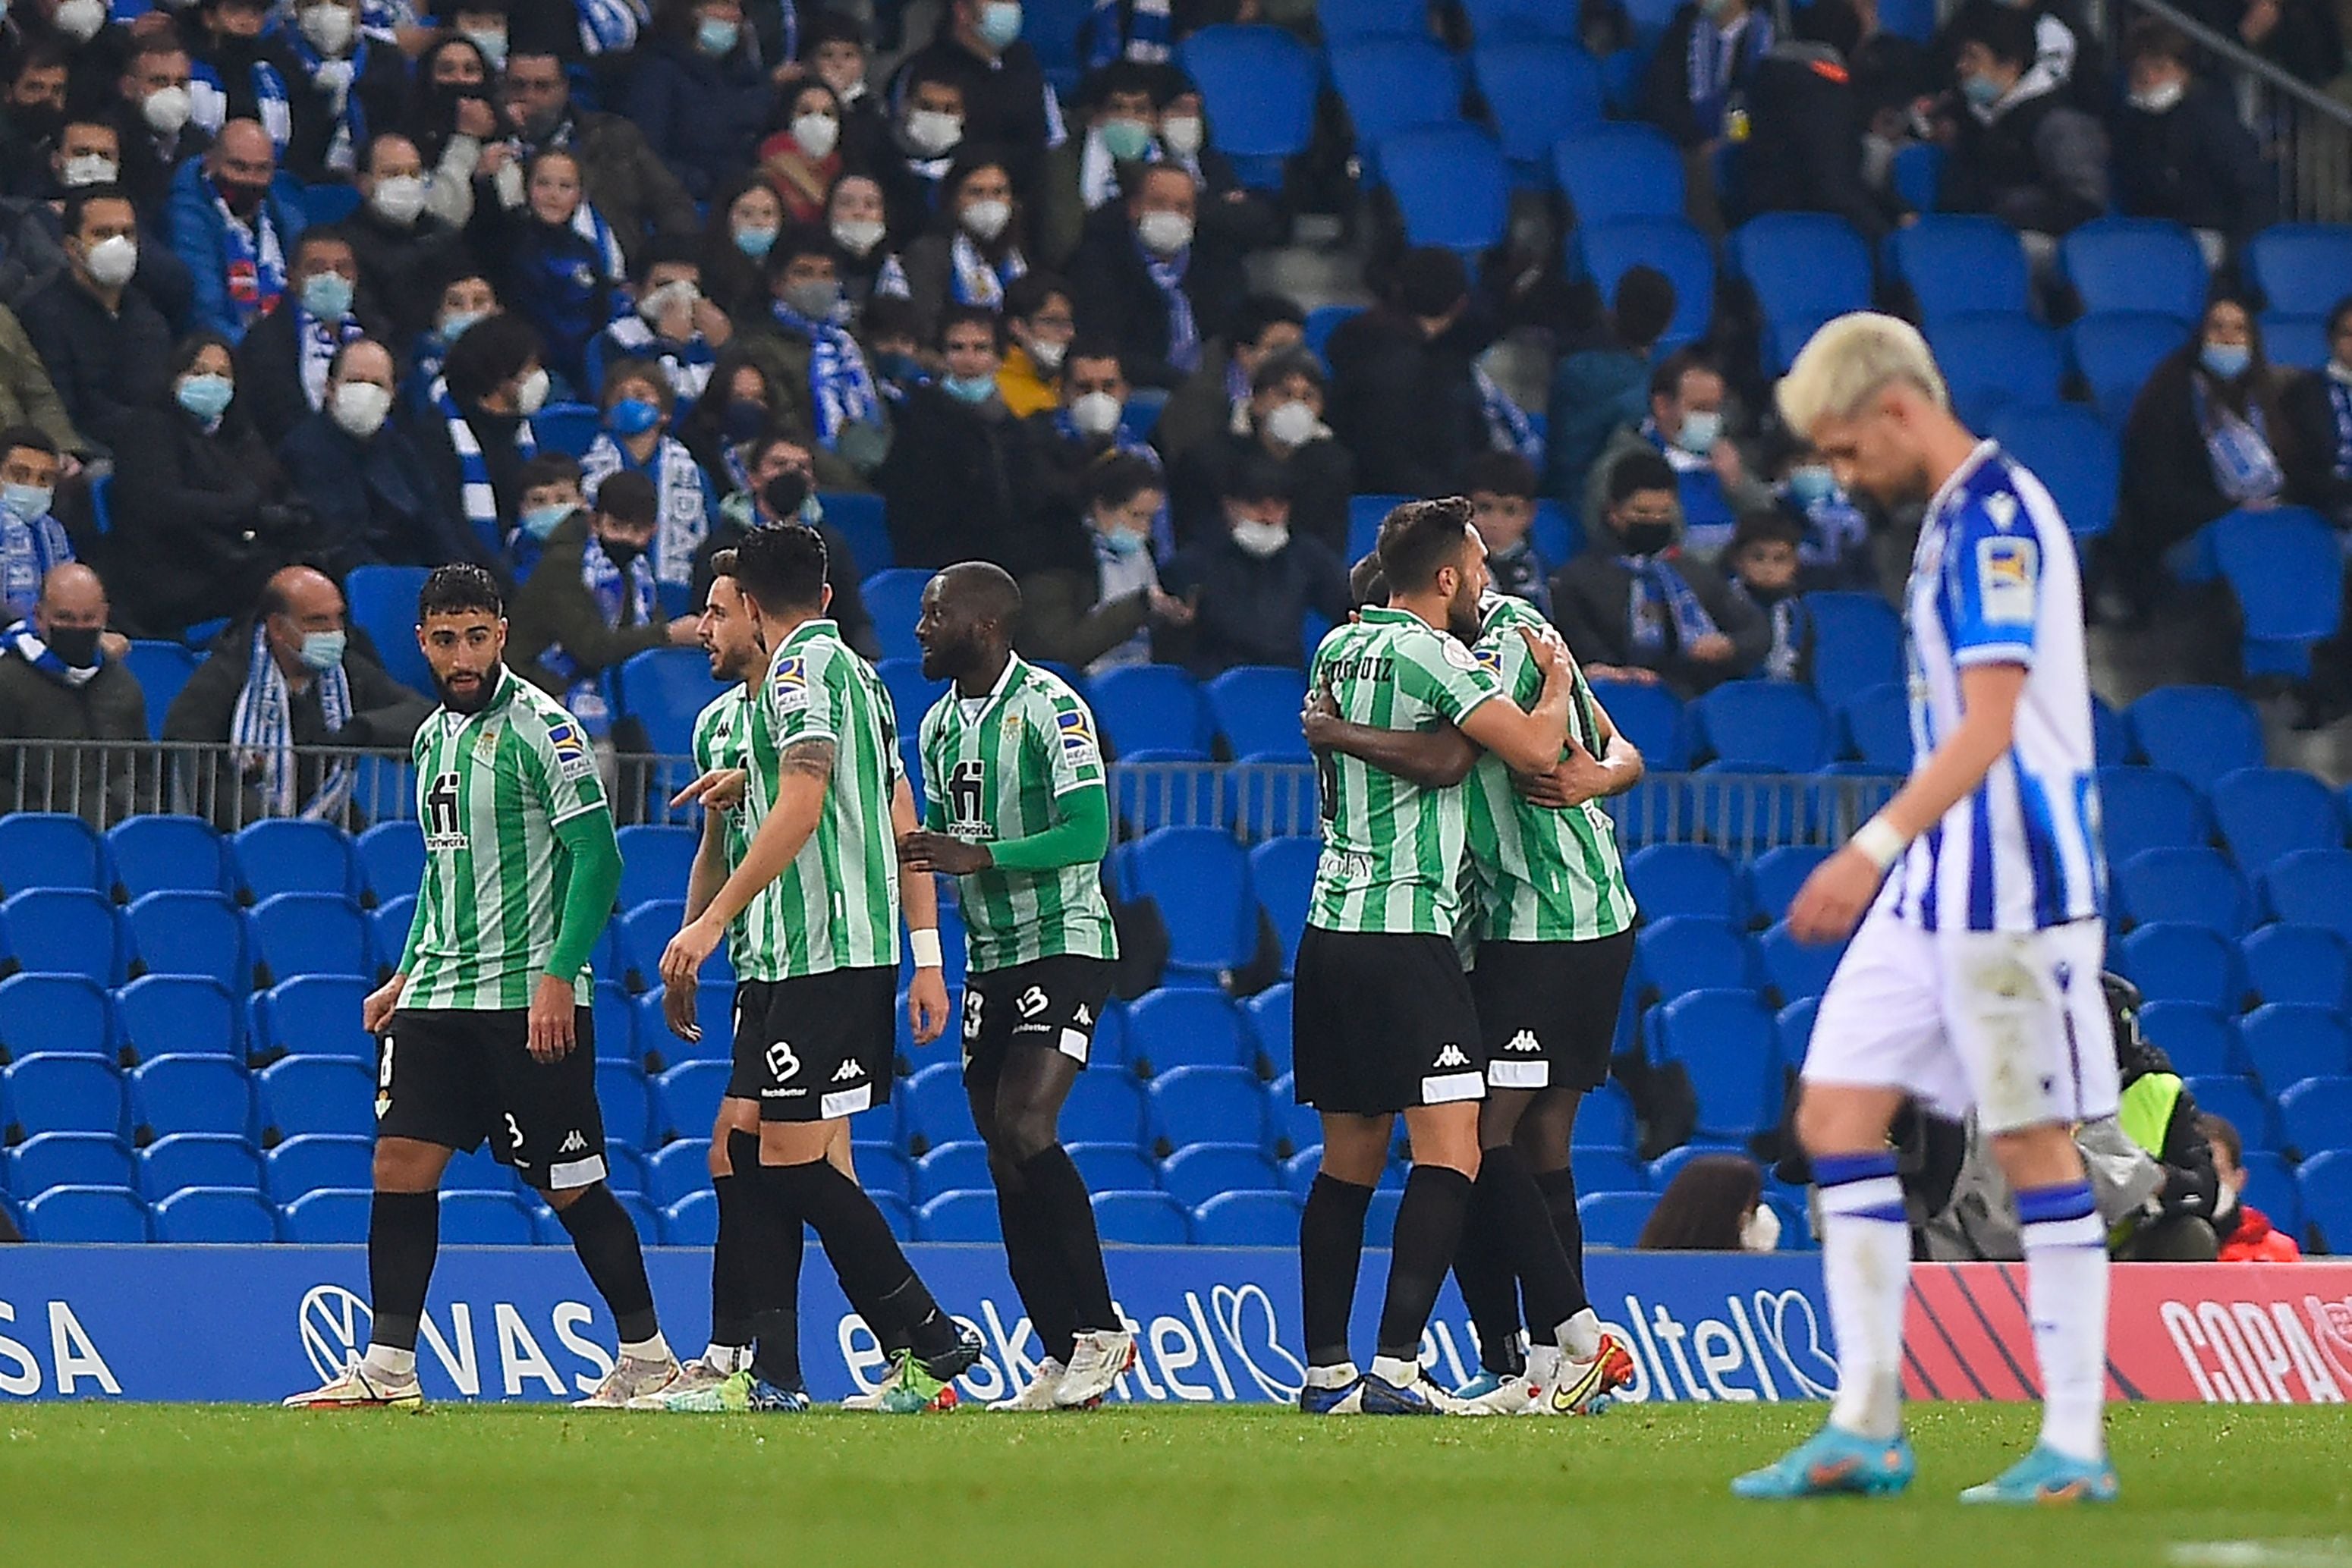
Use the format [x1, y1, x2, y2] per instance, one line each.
[1731, 1425, 1917, 1499]
[1297, 1369, 1363, 1415]
[1959, 1445, 2118, 1505]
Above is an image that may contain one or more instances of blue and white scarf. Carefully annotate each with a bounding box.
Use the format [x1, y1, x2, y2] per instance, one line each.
[2, 617, 97, 689]
[1793, 489, 1871, 578]
[770, 300, 881, 448]
[2, 511, 73, 624]
[358, 0, 419, 39]
[875, 231, 1027, 311]
[575, 0, 650, 54]
[579, 432, 710, 595]
[230, 621, 353, 819]
[1735, 583, 1807, 681]
[434, 375, 538, 558]
[563, 197, 630, 288]
[191, 59, 294, 157]
[212, 181, 289, 332]
[1621, 553, 1719, 658]
[1474, 362, 1542, 468]
[596, 313, 716, 408]
[1089, 528, 1162, 672]
[285, 32, 370, 174]
[2326, 371, 2351, 482]
[1140, 237, 1200, 375]
[1083, 0, 1171, 70]
[297, 304, 367, 410]
[2192, 378, 2285, 506]
[537, 531, 653, 734]
[1687, 10, 1769, 139]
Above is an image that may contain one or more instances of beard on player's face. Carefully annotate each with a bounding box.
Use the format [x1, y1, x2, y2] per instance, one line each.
[435, 661, 497, 712]
[920, 625, 982, 683]
[1442, 568, 1483, 642]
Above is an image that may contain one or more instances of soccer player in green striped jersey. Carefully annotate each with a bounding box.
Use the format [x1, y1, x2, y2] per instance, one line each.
[1292, 498, 1577, 1418]
[654, 524, 976, 1415]
[900, 562, 1135, 1412]
[1310, 575, 1646, 1416]
[286, 564, 679, 1411]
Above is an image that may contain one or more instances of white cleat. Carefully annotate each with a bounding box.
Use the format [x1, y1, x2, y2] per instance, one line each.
[626, 1356, 737, 1409]
[1452, 1368, 1542, 1416]
[1052, 1331, 1137, 1409]
[574, 1352, 684, 1409]
[283, 1360, 422, 1409]
[986, 1358, 1068, 1411]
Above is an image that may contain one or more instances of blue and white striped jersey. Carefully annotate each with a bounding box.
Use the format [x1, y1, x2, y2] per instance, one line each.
[1885, 441, 2106, 933]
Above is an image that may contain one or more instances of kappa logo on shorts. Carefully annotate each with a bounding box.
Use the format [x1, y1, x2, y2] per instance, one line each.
[1017, 986, 1049, 1020]
[1433, 1043, 1470, 1069]
[1073, 1003, 1092, 1027]
[1504, 1030, 1540, 1053]
[558, 1130, 586, 1153]
[766, 1041, 801, 1081]
[832, 1058, 865, 1083]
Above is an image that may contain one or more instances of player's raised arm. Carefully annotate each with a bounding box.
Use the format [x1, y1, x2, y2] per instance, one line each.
[1451, 626, 1573, 775]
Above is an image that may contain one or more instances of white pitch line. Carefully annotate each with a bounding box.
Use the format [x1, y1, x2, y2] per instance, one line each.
[2170, 1541, 2352, 1568]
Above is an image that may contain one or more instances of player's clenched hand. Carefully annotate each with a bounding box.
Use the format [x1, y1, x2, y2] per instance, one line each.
[527, 975, 577, 1062]
[1515, 740, 1608, 809]
[660, 917, 723, 991]
[898, 830, 991, 875]
[670, 767, 747, 812]
[1300, 680, 1340, 750]
[1518, 623, 1570, 678]
[907, 967, 950, 1045]
[1788, 846, 1883, 944]
[363, 973, 407, 1035]
[662, 974, 701, 1043]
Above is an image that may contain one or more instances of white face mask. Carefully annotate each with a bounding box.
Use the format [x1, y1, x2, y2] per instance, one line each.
[330, 380, 393, 438]
[51, 0, 105, 40]
[515, 366, 550, 415]
[300, 2, 357, 55]
[143, 85, 194, 134]
[1264, 399, 1317, 448]
[904, 108, 962, 156]
[83, 233, 138, 288]
[60, 153, 118, 188]
[1159, 114, 1203, 157]
[369, 173, 426, 225]
[1069, 388, 1121, 436]
[1231, 517, 1288, 557]
[1740, 1204, 1782, 1252]
[1674, 408, 1723, 455]
[791, 112, 839, 160]
[1137, 209, 1193, 256]
[2128, 77, 2186, 114]
[961, 197, 1011, 242]
[638, 278, 700, 324]
[1027, 337, 1067, 372]
[830, 216, 885, 257]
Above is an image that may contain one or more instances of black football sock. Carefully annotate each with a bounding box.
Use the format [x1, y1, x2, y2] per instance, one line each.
[555, 1183, 660, 1346]
[775, 1158, 961, 1362]
[1453, 1175, 1527, 1377]
[995, 1166, 1079, 1364]
[1016, 1145, 1119, 1335]
[1375, 1166, 1473, 1364]
[1476, 1145, 1578, 1344]
[366, 1189, 439, 1353]
[741, 1146, 813, 1391]
[709, 1172, 753, 1350]
[1536, 1165, 1590, 1316]
[1300, 1172, 1373, 1368]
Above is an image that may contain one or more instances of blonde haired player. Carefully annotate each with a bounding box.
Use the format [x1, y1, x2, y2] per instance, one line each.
[1734, 315, 2118, 1504]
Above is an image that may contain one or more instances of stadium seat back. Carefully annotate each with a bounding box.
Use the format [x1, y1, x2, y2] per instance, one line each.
[2212, 509, 2345, 674]
[1248, 837, 1316, 977]
[105, 816, 228, 900]
[1206, 666, 1308, 762]
[1573, 1082, 1636, 1150]
[130, 1054, 250, 1140]
[354, 820, 424, 906]
[2242, 923, 2352, 1010]
[1634, 916, 1750, 1004]
[2237, 1149, 2300, 1235]
[233, 819, 356, 901]
[1327, 37, 1461, 152]
[1653, 989, 1779, 1137]
[2239, 1006, 2352, 1095]
[1576, 1190, 1657, 1248]
[121, 642, 199, 738]
[1159, 1141, 1278, 1206]
[1802, 592, 1904, 711]
[2261, 312, 2328, 370]
[2067, 311, 2184, 426]
[917, 1189, 1001, 1242]
[819, 490, 893, 575]
[2134, 1001, 2239, 1077]
[1624, 843, 1737, 922]
[1838, 683, 1910, 769]
[440, 1190, 536, 1244]
[1572, 1147, 1649, 1195]
[258, 1057, 375, 1139]
[2280, 1079, 2352, 1157]
[2127, 686, 2265, 791]
[2209, 766, 2343, 879]
[1241, 981, 1293, 1076]
[914, 1142, 992, 1203]
[2247, 224, 2352, 317]
[1982, 402, 2121, 538]
[2185, 1074, 2281, 1152]
[1556, 124, 1684, 223]
[1176, 26, 1319, 166]
[1577, 215, 1714, 343]
[2, 888, 121, 985]
[646, 1140, 711, 1206]
[1587, 679, 1686, 768]
[1472, 41, 1603, 167]
[1693, 680, 1828, 771]
[900, 1061, 969, 1149]
[1928, 313, 2063, 427]
[438, 1144, 513, 1194]
[1726, 214, 1872, 371]
[250, 892, 373, 985]
[1125, 988, 1252, 1076]
[8, 1130, 133, 1193]
[1190, 1189, 1300, 1245]
[2059, 218, 2209, 324]
[852, 1145, 913, 1205]
[1093, 1189, 1192, 1244]
[596, 1061, 651, 1149]
[1463, 0, 1580, 39]
[1060, 1070, 1148, 1146]
[2300, 1150, 2352, 1247]
[2116, 922, 2244, 1012]
[279, 1186, 372, 1241]
[616, 824, 700, 914]
[2095, 765, 2210, 864]
[1381, 124, 1509, 253]
[24, 1183, 146, 1241]
[3, 1052, 123, 1139]
[1090, 665, 1209, 757]
[2262, 849, 2352, 940]
[1889, 215, 2029, 322]
[0, 812, 103, 897]
[265, 1133, 371, 1202]
[1745, 844, 1829, 925]
[1148, 1065, 1269, 1151]
[0, 973, 109, 1059]
[152, 1184, 275, 1241]
[1128, 826, 1255, 979]
[1756, 922, 1842, 1006]
[652, 1061, 730, 1143]
[1060, 1144, 1149, 1197]
[1775, 998, 1818, 1073]
[620, 900, 729, 988]
[613, 647, 722, 756]
[2115, 847, 2251, 938]
[259, 976, 374, 1064]
[345, 568, 434, 693]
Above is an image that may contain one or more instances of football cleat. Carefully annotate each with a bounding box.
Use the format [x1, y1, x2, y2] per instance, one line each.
[627, 1356, 736, 1410]
[282, 1360, 423, 1409]
[662, 1369, 810, 1412]
[1297, 1364, 1364, 1416]
[573, 1352, 683, 1409]
[1958, 1445, 2119, 1506]
[1360, 1370, 1489, 1416]
[1452, 1369, 1539, 1416]
[917, 1324, 986, 1384]
[861, 1349, 961, 1414]
[1731, 1425, 1917, 1499]
[1545, 1333, 1635, 1416]
[1053, 1330, 1137, 1409]
[986, 1359, 1068, 1411]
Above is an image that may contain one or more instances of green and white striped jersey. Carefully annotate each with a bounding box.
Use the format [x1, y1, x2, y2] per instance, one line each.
[690, 682, 754, 970]
[918, 655, 1118, 973]
[1464, 592, 1637, 944]
[734, 617, 903, 980]
[1308, 605, 1507, 935]
[403, 668, 612, 1010]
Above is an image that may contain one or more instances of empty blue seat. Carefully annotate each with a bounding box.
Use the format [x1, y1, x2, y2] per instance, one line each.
[1890, 138, 1942, 206]
[1069, 1141, 1156, 1193]
[1093, 1189, 1191, 1244]
[1556, 123, 1684, 224]
[4, 1052, 123, 1139]
[1148, 1065, 1267, 1152]
[152, 1184, 276, 1241]
[2237, 1149, 2300, 1236]
[266, 1133, 372, 1201]
[2115, 847, 2251, 938]
[1634, 916, 1750, 1004]
[861, 571, 934, 663]
[126, 891, 247, 990]
[1578, 216, 1714, 344]
[1473, 41, 1602, 174]
[2280, 1078, 2352, 1155]
[0, 812, 104, 897]
[1319, 0, 1432, 40]
[2262, 313, 2329, 370]
[251, 892, 373, 984]
[258, 1057, 374, 1139]
[0, 973, 109, 1059]
[2263, 849, 2352, 939]
[1464, 0, 1580, 40]
[2239, 1007, 2352, 1095]
[1241, 982, 1292, 1076]
[852, 1145, 914, 1204]
[1727, 215, 1873, 372]
[1573, 1082, 1636, 1150]
[2068, 312, 2184, 427]
[1775, 998, 1818, 1073]
[900, 1061, 969, 1148]
[1652, 989, 1778, 1138]
[1587, 679, 1685, 768]
[613, 647, 718, 756]
[1382, 124, 1509, 253]
[1572, 1146, 1648, 1194]
[279, 1186, 372, 1241]
[647, 1140, 710, 1205]
[1889, 215, 2029, 323]
[819, 490, 893, 575]
[1205, 667, 1307, 761]
[105, 816, 228, 900]
[619, 900, 729, 988]
[2247, 224, 2352, 319]
[2186, 1074, 2281, 1152]
[617, 825, 699, 915]
[1801, 592, 1903, 712]
[1159, 1141, 1278, 1206]
[2210, 766, 2342, 879]
[2136, 1001, 2239, 1077]
[876, 658, 947, 750]
[2096, 766, 2209, 864]
[120, 642, 198, 737]
[1576, 1190, 1656, 1248]
[354, 821, 423, 905]
[1756, 922, 1841, 1006]
[1090, 665, 1209, 757]
[917, 1189, 1001, 1242]
[2212, 508, 2346, 679]
[257, 976, 373, 1064]
[1247, 837, 1315, 977]
[596, 1061, 651, 1149]
[1745, 845, 1828, 926]
[1929, 313, 2063, 428]
[2, 888, 121, 985]
[2092, 694, 2129, 768]
[2243, 923, 2351, 1010]
[635, 985, 734, 1064]
[591, 982, 637, 1066]
[7, 1130, 133, 1192]
[130, 1055, 250, 1139]
[1128, 827, 1255, 982]
[2117, 922, 2244, 1012]
[1983, 402, 2121, 539]
[1624, 843, 1737, 922]
[345, 566, 432, 693]
[652, 1060, 730, 1142]
[24, 1184, 146, 1241]
[2300, 1150, 2352, 1249]
[1838, 684, 1910, 770]
[2128, 686, 2265, 792]
[1061, 1070, 1148, 1146]
[1328, 37, 1460, 156]
[2060, 218, 2209, 324]
[439, 1145, 515, 1194]
[1694, 680, 1828, 771]
[441, 1190, 536, 1244]
[232, 819, 356, 900]
[1175, 27, 1319, 185]
[1190, 1189, 1299, 1245]
[1124, 989, 1247, 1078]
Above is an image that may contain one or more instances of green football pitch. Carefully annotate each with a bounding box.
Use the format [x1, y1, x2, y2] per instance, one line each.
[4, 1403, 2346, 1568]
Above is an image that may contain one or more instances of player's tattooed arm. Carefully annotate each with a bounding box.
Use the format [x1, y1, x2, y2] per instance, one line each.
[662, 739, 834, 988]
[779, 736, 837, 779]
[1300, 680, 1479, 787]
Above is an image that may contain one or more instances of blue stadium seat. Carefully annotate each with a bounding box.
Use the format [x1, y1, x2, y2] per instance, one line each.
[264, 1133, 370, 1202]
[614, 648, 718, 756]
[1382, 124, 1508, 253]
[2212, 507, 2346, 679]
[2247, 224, 2352, 319]
[354, 820, 423, 906]
[1344, 492, 1413, 563]
[1328, 37, 1461, 159]
[2280, 1079, 2352, 1156]
[2262, 313, 2328, 371]
[1929, 313, 2064, 428]
[24, 1184, 146, 1241]
[1576, 1190, 1656, 1248]
[1065, 1143, 1154, 1198]
[1756, 922, 1841, 1007]
[619, 900, 729, 988]
[2243, 924, 2351, 1010]
[2209, 767, 2342, 879]
[2298, 1150, 2352, 1249]
[2, 888, 121, 985]
[530, 402, 599, 457]
[373, 897, 415, 973]
[2127, 686, 2265, 792]
[1578, 217, 1714, 344]
[257, 976, 373, 1064]
[1128, 827, 1255, 982]
[617, 825, 699, 913]
[0, 972, 109, 1059]
[1693, 680, 1828, 771]
[596, 1061, 651, 1149]
[1624, 843, 1737, 922]
[2117, 922, 2245, 1012]
[1890, 140, 1942, 209]
[1464, 0, 1580, 39]
[1586, 680, 1685, 768]
[279, 1186, 372, 1241]
[7, 1130, 133, 1192]
[1634, 916, 1750, 1005]
[1803, 592, 1903, 712]
[152, 1185, 275, 1241]
[439, 1145, 514, 1194]
[1473, 41, 1603, 176]
[876, 657, 947, 748]
[2067, 312, 2184, 427]
[2239, 1007, 2352, 1095]
[1061, 1070, 1148, 1147]
[1303, 304, 1363, 363]
[258, 1057, 375, 1139]
[2096, 766, 2209, 864]
[1745, 845, 1828, 926]
[1775, 998, 1818, 1073]
[652, 1061, 729, 1143]
[913, 1143, 992, 1204]
[1838, 684, 1910, 770]
[441, 1190, 536, 1244]
[648, 1140, 712, 1205]
[1572, 1147, 1648, 1194]
[1125, 988, 1252, 1076]
[1148, 1065, 1268, 1152]
[250, 892, 374, 985]
[1159, 1142, 1278, 1206]
[1191, 1189, 1300, 1244]
[105, 816, 228, 900]
[1563, 1082, 1631, 1152]
[1726, 214, 1872, 372]
[2236, 1149, 2300, 1236]
[916, 1189, 999, 1242]
[1319, 0, 1432, 40]
[651, 1190, 714, 1246]
[1556, 124, 1684, 224]
[1090, 665, 1209, 757]
[130, 1055, 250, 1140]
[2186, 1075, 2281, 1152]
[1266, 1071, 1317, 1159]
[2263, 849, 2352, 939]
[1176, 27, 1319, 187]
[2115, 847, 2252, 938]
[591, 981, 637, 1066]
[0, 811, 104, 896]
[900, 1062, 969, 1149]
[819, 490, 892, 576]
[2135, 1001, 2238, 1077]
[2059, 218, 2209, 324]
[1093, 1189, 1191, 1244]
[1982, 403, 2121, 539]
[852, 1145, 913, 1204]
[233, 819, 357, 900]
[1241, 982, 1292, 1076]
[1652, 989, 1779, 1137]
[1248, 837, 1315, 977]
[120, 641, 199, 738]
[2092, 694, 2128, 768]
[3, 1052, 122, 1139]
[636, 984, 734, 1064]
[1889, 215, 2029, 323]
[1206, 667, 1307, 761]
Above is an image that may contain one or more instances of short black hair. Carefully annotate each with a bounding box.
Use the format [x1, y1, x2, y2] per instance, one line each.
[1001, 269, 1070, 322]
[1250, 346, 1325, 397]
[1231, 292, 1306, 350]
[444, 311, 542, 405]
[768, 222, 838, 278]
[796, 8, 864, 54]
[1612, 265, 1678, 350]
[1083, 450, 1162, 511]
[325, 335, 391, 382]
[417, 562, 503, 621]
[595, 470, 659, 527]
[731, 522, 829, 613]
[1963, 5, 2036, 68]
[294, 225, 356, 267]
[0, 425, 60, 463]
[1079, 58, 1159, 110]
[518, 452, 582, 492]
[1348, 552, 1388, 608]
[1396, 247, 1469, 319]
[1649, 346, 1719, 404]
[860, 291, 925, 346]
[1730, 508, 1803, 555]
[1225, 453, 1291, 505]
[1608, 448, 1678, 504]
[936, 558, 1021, 626]
[599, 355, 674, 413]
[1463, 449, 1536, 499]
[1064, 336, 1125, 376]
[937, 302, 1002, 352]
[1375, 496, 1475, 592]
[631, 231, 701, 281]
[62, 184, 134, 239]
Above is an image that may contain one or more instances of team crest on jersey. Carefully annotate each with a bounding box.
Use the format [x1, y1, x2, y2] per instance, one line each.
[770, 654, 810, 714]
[545, 718, 595, 781]
[473, 726, 500, 762]
[1976, 536, 2038, 625]
[1054, 708, 1099, 765]
[1441, 638, 1479, 671]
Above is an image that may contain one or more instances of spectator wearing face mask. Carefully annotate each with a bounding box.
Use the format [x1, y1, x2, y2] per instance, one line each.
[345, 134, 473, 347]
[885, 0, 1064, 202]
[2200, 1114, 2303, 1262]
[875, 150, 1030, 344]
[1548, 266, 1678, 522]
[2111, 19, 2273, 255]
[499, 50, 700, 270]
[748, 224, 889, 470]
[281, 0, 407, 184]
[577, 358, 718, 609]
[278, 338, 470, 577]
[692, 427, 879, 655]
[1641, 0, 1775, 231]
[0, 426, 70, 624]
[1150, 290, 1302, 471]
[17, 185, 172, 447]
[1935, 0, 2104, 115]
[586, 237, 730, 413]
[1637, 1155, 1781, 1251]
[875, 68, 968, 246]
[697, 175, 784, 322]
[486, 146, 627, 394]
[1171, 346, 1351, 556]
[398, 36, 502, 228]
[821, 173, 889, 314]
[0, 45, 68, 201]
[168, 118, 308, 343]
[1737, 0, 1904, 244]
[1584, 348, 1772, 561]
[626, 0, 777, 203]
[1551, 449, 1766, 695]
[1158, 454, 1347, 677]
[1939, 7, 2108, 247]
[799, 11, 891, 173]
[878, 305, 1039, 570]
[671, 347, 785, 495]
[183, 0, 307, 162]
[1037, 60, 1160, 269]
[413, 310, 551, 570]
[1020, 337, 1164, 564]
[110, 38, 211, 224]
[1019, 450, 1196, 675]
[2284, 296, 2352, 533]
[233, 225, 385, 449]
[995, 270, 1076, 417]
[1071, 162, 1243, 391]
[1145, 65, 1282, 254]
[1723, 509, 1810, 682]
[755, 79, 847, 226]
[1767, 432, 1877, 589]
[0, 563, 148, 826]
[404, 263, 499, 413]
[1463, 450, 1550, 616]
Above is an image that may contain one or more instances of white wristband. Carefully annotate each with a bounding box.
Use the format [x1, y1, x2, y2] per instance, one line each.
[1850, 815, 1908, 872]
[908, 928, 944, 970]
